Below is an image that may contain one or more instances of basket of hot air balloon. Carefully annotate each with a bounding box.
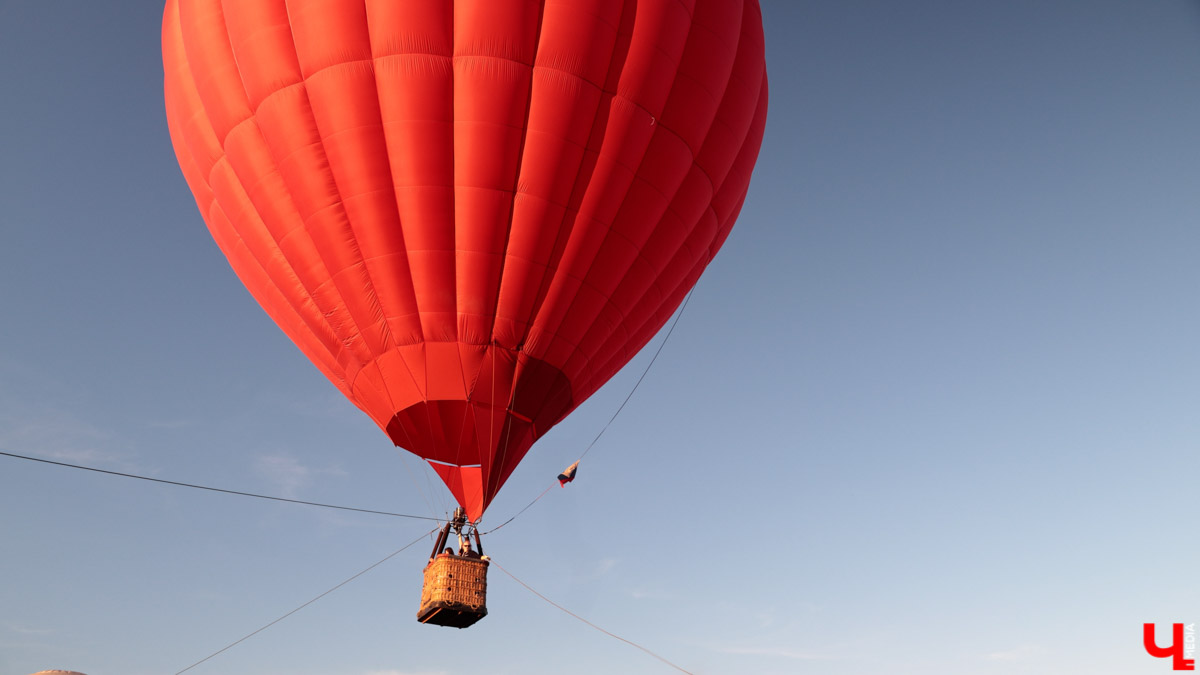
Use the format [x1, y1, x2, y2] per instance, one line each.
[417, 508, 489, 628]
[162, 0, 768, 628]
[417, 555, 489, 628]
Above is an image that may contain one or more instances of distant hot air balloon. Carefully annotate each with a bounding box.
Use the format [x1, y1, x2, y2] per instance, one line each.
[28, 671, 88, 675]
[162, 0, 767, 618]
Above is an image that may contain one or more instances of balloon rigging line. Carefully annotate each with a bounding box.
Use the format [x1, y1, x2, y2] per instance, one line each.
[392, 417, 451, 519]
[491, 558, 695, 675]
[578, 288, 694, 462]
[174, 527, 438, 675]
[0, 450, 442, 522]
[480, 482, 554, 535]
[481, 289, 695, 535]
[391, 447, 443, 520]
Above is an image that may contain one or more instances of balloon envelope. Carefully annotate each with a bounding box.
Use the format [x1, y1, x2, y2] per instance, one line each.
[162, 0, 768, 520]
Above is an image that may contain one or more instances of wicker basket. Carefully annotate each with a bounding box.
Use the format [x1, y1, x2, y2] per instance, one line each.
[417, 554, 489, 628]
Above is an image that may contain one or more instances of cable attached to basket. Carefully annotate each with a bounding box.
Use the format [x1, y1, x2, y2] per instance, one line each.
[175, 527, 438, 674]
[0, 450, 442, 522]
[480, 483, 554, 535]
[491, 558, 695, 674]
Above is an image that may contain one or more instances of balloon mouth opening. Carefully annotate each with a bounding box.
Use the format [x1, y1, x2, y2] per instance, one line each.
[386, 399, 547, 521]
[382, 353, 574, 517]
[386, 399, 540, 466]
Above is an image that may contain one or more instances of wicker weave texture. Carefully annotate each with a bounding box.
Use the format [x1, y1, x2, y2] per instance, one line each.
[420, 555, 488, 611]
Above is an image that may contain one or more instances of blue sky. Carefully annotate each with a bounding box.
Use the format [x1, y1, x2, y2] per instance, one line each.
[2, 1, 1199, 674]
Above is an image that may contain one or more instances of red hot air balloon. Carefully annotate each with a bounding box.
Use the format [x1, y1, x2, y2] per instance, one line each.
[162, 0, 768, 524]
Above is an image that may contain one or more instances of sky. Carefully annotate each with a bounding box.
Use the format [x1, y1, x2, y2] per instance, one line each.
[2, 1, 1199, 674]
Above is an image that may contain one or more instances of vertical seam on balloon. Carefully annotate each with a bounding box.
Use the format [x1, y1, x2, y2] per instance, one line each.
[579, 256, 703, 398]
[709, 72, 768, 257]
[604, 9, 763, 353]
[526, 76, 654, 371]
[555, 113, 704, 374]
[272, 5, 405, 408]
[207, 161, 352, 391]
[302, 77, 400, 358]
[446, 0, 458, 351]
[699, 5, 765, 206]
[582, 212, 710, 394]
[480, 0, 547, 354]
[473, 0, 548, 509]
[330, 3, 409, 365]
[437, 6, 457, 473]
[482, 5, 631, 422]
[535, 5, 697, 382]
[490, 343, 497, 480]
[488, 62, 604, 318]
[420, 344, 438, 450]
[450, 344, 472, 467]
[453, 344, 481, 471]
[358, 2, 428, 349]
[178, 1, 355, 385]
[358, 0, 429, 409]
[201, 1, 375, 384]
[537, 0, 756, 385]
[556, 146, 692, 370]
[521, 0, 638, 360]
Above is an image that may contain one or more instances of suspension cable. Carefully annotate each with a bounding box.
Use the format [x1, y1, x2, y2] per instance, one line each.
[579, 288, 694, 462]
[175, 527, 437, 674]
[491, 558, 695, 674]
[0, 450, 441, 522]
[480, 483, 553, 535]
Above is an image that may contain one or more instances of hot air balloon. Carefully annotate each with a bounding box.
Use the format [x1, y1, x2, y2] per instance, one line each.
[163, 0, 767, 627]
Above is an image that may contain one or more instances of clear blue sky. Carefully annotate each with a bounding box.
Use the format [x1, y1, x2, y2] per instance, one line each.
[3, 1, 1199, 674]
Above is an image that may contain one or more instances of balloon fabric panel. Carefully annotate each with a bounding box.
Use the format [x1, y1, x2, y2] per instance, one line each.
[163, 0, 768, 521]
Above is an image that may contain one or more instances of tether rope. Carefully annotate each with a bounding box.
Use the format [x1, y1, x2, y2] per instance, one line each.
[491, 559, 694, 674]
[174, 527, 437, 674]
[0, 450, 441, 522]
